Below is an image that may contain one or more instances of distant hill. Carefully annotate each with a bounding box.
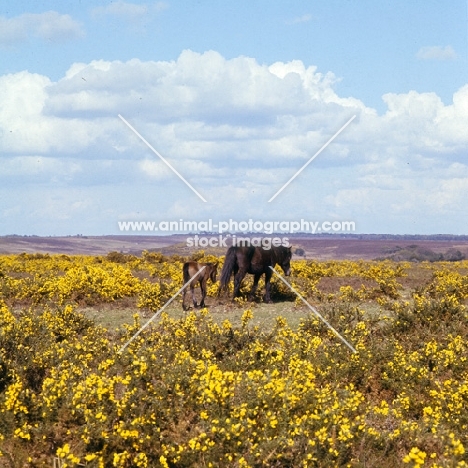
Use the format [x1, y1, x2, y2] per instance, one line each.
[0, 235, 184, 256]
[2, 234, 468, 260]
[375, 244, 465, 262]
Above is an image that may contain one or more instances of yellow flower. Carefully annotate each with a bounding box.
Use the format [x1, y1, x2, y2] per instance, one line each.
[56, 443, 70, 458]
[241, 309, 253, 326]
[403, 447, 427, 467]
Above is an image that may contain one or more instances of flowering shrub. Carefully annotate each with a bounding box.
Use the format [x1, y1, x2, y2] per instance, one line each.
[0, 255, 467, 466]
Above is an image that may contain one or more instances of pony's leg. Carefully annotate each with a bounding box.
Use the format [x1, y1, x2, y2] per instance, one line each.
[191, 283, 198, 308]
[248, 273, 261, 301]
[233, 269, 247, 300]
[264, 269, 274, 303]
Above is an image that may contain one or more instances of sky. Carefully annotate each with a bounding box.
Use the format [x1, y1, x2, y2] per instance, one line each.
[0, 0, 467, 236]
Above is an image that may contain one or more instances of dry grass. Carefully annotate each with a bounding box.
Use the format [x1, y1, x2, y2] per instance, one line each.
[77, 260, 436, 332]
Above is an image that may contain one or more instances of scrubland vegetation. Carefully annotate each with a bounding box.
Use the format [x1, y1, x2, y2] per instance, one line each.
[1, 252, 468, 467]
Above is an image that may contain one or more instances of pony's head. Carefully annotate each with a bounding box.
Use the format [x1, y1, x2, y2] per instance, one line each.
[278, 246, 292, 276]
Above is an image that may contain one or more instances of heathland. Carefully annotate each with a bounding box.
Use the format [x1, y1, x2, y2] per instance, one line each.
[1, 248, 468, 467]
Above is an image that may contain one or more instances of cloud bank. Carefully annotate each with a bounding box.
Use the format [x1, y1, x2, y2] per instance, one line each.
[1, 50, 467, 234]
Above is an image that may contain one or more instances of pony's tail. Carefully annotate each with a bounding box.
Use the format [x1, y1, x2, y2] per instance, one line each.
[219, 247, 237, 292]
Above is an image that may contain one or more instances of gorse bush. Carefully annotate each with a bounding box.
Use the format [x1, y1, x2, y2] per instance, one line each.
[0, 254, 410, 311]
[0, 255, 468, 466]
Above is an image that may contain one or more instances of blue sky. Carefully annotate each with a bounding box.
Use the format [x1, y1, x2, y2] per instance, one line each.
[1, 1, 467, 235]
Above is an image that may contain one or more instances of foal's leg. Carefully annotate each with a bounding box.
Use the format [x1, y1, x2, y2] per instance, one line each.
[182, 287, 188, 311]
[191, 283, 198, 308]
[248, 273, 262, 301]
[199, 279, 207, 308]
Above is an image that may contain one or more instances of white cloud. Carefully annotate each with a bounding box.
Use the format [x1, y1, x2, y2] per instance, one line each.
[0, 50, 468, 234]
[46, 51, 367, 135]
[138, 158, 173, 180]
[416, 45, 457, 61]
[0, 11, 84, 46]
[286, 14, 313, 25]
[0, 70, 117, 155]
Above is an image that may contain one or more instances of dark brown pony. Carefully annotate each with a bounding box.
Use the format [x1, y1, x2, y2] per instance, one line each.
[219, 246, 292, 303]
[182, 262, 218, 311]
